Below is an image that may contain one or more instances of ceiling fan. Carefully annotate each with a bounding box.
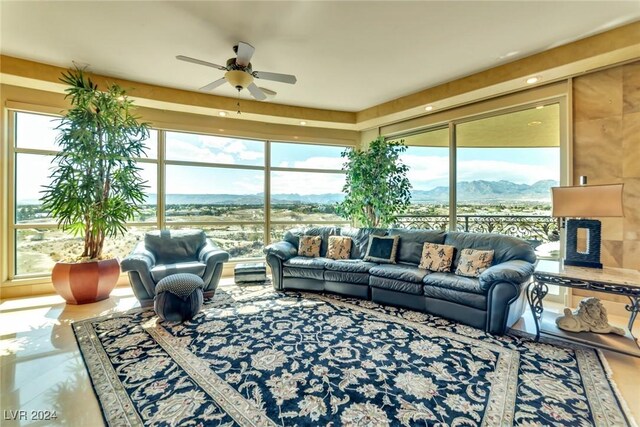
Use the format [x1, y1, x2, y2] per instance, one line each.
[176, 41, 297, 101]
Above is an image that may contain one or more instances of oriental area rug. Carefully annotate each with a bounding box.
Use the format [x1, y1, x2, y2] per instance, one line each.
[73, 285, 636, 427]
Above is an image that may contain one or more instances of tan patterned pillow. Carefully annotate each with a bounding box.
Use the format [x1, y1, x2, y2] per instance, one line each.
[455, 249, 494, 277]
[419, 243, 455, 272]
[298, 235, 321, 257]
[327, 236, 352, 260]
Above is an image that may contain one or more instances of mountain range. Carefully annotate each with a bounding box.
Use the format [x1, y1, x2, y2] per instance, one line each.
[18, 179, 557, 205]
[154, 179, 558, 205]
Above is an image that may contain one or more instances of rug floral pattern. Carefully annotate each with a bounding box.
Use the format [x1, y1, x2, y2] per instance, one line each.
[73, 285, 634, 427]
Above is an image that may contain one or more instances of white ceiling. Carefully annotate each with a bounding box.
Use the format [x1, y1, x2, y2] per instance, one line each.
[1, 1, 639, 112]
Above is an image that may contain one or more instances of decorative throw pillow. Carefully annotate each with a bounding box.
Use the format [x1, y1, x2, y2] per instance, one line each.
[364, 235, 399, 264]
[455, 249, 494, 277]
[298, 235, 322, 258]
[419, 243, 455, 272]
[327, 236, 352, 260]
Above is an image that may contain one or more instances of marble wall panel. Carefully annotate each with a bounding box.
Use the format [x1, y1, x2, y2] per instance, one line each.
[623, 61, 640, 114]
[573, 60, 639, 275]
[623, 177, 640, 242]
[622, 111, 640, 178]
[574, 67, 623, 123]
[601, 240, 623, 268]
[573, 117, 622, 183]
[622, 240, 640, 270]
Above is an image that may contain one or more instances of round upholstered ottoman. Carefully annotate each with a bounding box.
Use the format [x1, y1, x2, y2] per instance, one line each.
[154, 273, 204, 322]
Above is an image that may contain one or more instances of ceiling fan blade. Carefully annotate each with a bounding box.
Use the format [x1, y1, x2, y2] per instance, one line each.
[253, 71, 297, 84]
[235, 42, 255, 67]
[176, 55, 227, 71]
[247, 82, 267, 101]
[199, 78, 227, 92]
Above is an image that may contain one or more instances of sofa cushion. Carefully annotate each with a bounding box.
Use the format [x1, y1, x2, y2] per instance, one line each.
[299, 235, 322, 257]
[325, 259, 377, 273]
[327, 236, 352, 260]
[423, 272, 484, 295]
[283, 267, 325, 280]
[364, 235, 399, 264]
[455, 249, 494, 278]
[340, 227, 387, 259]
[150, 261, 206, 282]
[423, 284, 487, 310]
[444, 232, 536, 268]
[369, 264, 429, 284]
[284, 227, 341, 257]
[419, 243, 455, 272]
[145, 229, 206, 264]
[388, 228, 447, 264]
[283, 256, 329, 269]
[369, 276, 423, 295]
[324, 270, 370, 285]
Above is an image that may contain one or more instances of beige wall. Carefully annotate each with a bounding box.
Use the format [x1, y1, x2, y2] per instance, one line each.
[573, 60, 640, 271]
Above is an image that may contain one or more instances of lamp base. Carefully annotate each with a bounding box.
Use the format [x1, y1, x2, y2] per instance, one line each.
[565, 219, 602, 269]
[564, 259, 603, 269]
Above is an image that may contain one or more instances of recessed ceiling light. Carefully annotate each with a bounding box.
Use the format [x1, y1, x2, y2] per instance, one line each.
[218, 111, 227, 117]
[526, 77, 539, 84]
[218, 128, 225, 132]
[293, 136, 299, 139]
[536, 106, 544, 110]
[300, 121, 307, 126]
[528, 121, 542, 126]
[424, 105, 433, 111]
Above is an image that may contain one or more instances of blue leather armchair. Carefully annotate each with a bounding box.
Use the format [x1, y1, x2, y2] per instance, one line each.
[121, 229, 229, 306]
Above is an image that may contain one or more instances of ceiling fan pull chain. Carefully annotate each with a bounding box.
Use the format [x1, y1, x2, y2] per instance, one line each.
[236, 90, 241, 114]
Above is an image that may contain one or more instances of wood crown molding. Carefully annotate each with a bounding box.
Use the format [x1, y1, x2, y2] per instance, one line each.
[1, 21, 639, 131]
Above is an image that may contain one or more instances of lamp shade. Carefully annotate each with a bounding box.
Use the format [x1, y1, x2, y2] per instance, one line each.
[551, 184, 623, 218]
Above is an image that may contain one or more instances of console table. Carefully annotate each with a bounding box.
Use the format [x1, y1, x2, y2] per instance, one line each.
[528, 260, 640, 357]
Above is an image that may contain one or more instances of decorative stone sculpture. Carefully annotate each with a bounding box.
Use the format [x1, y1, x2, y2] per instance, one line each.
[556, 297, 625, 336]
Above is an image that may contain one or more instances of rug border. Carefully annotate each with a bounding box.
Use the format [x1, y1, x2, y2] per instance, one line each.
[72, 312, 148, 427]
[510, 328, 638, 427]
[72, 288, 638, 427]
[596, 349, 639, 427]
[72, 323, 112, 427]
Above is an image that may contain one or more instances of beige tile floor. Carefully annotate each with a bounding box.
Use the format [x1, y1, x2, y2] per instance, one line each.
[1, 280, 639, 426]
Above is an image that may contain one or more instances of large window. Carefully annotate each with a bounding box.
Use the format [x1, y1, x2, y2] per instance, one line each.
[8, 112, 351, 279]
[388, 102, 562, 259]
[269, 142, 349, 241]
[11, 112, 159, 276]
[456, 104, 560, 252]
[164, 131, 267, 259]
[395, 127, 450, 229]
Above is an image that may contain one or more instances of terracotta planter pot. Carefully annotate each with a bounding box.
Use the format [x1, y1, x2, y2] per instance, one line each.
[51, 258, 120, 304]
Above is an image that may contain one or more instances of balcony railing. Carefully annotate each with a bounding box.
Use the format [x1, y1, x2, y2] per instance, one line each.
[395, 214, 560, 246]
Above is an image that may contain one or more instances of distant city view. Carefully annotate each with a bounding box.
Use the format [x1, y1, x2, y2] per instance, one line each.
[15, 178, 558, 275]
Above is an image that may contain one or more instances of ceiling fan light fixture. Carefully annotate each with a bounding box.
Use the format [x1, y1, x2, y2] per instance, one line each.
[225, 70, 253, 90]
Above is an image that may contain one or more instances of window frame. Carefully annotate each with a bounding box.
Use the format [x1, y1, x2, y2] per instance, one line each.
[6, 112, 354, 281]
[268, 140, 351, 238]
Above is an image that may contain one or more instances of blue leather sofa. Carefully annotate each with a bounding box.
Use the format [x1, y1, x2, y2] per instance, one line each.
[265, 227, 536, 335]
[122, 229, 229, 307]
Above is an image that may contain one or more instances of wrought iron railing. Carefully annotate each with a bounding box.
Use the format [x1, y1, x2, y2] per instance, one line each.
[395, 214, 560, 246]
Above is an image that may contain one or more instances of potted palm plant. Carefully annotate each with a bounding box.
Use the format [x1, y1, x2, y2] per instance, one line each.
[40, 68, 150, 304]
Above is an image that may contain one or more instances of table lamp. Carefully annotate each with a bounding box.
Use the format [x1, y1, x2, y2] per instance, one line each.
[551, 177, 624, 269]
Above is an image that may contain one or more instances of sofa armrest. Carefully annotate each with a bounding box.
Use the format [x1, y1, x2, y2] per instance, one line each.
[479, 260, 534, 290]
[121, 242, 156, 272]
[121, 242, 157, 297]
[198, 238, 230, 265]
[264, 241, 297, 261]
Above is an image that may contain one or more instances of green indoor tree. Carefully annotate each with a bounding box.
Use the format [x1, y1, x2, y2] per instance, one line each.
[336, 136, 412, 227]
[40, 68, 150, 260]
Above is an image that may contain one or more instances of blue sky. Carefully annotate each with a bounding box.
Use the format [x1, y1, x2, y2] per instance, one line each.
[16, 112, 559, 201]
